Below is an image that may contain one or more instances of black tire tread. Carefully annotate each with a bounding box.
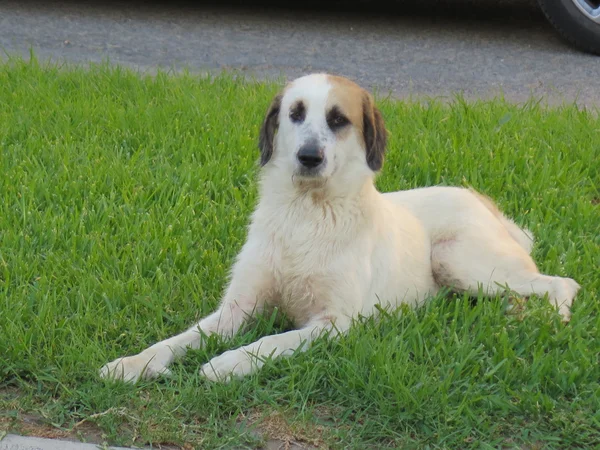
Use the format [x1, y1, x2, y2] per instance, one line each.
[537, 0, 600, 55]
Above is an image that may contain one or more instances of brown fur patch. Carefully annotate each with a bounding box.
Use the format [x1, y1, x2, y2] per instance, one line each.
[361, 94, 387, 171]
[259, 93, 283, 166]
[326, 75, 367, 137]
[309, 191, 337, 224]
[468, 188, 503, 219]
[259, 82, 297, 167]
[326, 75, 387, 170]
[431, 260, 465, 290]
[311, 190, 325, 203]
[431, 235, 465, 290]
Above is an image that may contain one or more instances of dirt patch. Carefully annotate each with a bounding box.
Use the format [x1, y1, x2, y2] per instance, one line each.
[240, 409, 328, 449]
[3, 413, 85, 439]
[0, 411, 114, 447]
[3, 409, 315, 450]
[17, 415, 72, 440]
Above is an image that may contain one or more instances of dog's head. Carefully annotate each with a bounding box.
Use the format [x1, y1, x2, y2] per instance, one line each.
[258, 74, 387, 185]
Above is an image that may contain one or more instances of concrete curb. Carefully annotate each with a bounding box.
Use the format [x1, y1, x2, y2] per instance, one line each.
[0, 433, 315, 449]
[0, 434, 134, 450]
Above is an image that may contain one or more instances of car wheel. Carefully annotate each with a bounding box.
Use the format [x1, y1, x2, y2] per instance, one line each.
[537, 0, 600, 54]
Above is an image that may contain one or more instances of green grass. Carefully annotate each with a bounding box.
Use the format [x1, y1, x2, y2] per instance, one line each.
[0, 56, 599, 449]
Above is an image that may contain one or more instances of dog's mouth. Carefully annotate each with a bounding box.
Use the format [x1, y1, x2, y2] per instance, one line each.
[292, 166, 329, 189]
[296, 165, 325, 178]
[292, 161, 336, 192]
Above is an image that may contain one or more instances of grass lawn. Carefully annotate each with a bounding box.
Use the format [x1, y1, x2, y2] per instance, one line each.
[0, 57, 599, 449]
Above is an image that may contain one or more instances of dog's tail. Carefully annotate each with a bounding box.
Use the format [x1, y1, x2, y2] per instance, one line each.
[469, 188, 535, 254]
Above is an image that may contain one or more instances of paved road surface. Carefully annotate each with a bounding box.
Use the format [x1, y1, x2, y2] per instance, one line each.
[1, 0, 599, 105]
[0, 0, 598, 102]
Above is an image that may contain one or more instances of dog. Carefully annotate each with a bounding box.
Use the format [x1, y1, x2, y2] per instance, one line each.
[100, 73, 580, 383]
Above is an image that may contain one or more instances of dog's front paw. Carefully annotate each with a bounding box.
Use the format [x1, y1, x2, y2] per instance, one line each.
[100, 353, 171, 383]
[200, 349, 256, 382]
[551, 277, 581, 322]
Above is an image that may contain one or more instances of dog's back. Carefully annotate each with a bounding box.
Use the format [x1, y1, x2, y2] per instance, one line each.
[383, 186, 534, 253]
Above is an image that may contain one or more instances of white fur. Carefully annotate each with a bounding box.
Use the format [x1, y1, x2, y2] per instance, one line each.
[100, 74, 579, 383]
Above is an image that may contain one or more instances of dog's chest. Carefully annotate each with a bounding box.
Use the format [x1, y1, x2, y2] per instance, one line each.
[268, 238, 333, 323]
[253, 197, 368, 324]
[263, 221, 349, 324]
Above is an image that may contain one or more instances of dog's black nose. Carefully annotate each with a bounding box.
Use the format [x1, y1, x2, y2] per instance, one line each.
[297, 144, 324, 168]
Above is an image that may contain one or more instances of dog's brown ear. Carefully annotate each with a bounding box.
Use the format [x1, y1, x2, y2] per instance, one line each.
[258, 93, 283, 166]
[362, 94, 387, 172]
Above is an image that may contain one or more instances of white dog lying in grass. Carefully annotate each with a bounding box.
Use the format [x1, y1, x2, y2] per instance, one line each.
[100, 73, 579, 383]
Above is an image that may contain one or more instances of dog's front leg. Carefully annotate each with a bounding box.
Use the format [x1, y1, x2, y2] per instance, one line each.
[99, 242, 274, 383]
[200, 314, 351, 382]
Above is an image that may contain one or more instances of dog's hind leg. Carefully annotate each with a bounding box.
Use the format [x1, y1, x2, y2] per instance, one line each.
[468, 188, 535, 254]
[431, 228, 579, 322]
[100, 243, 275, 383]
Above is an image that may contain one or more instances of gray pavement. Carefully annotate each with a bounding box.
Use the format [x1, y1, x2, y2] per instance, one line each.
[0, 0, 599, 105]
[0, 434, 131, 450]
[0, 433, 312, 450]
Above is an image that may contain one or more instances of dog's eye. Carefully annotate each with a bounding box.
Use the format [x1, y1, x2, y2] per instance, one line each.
[289, 102, 306, 123]
[333, 115, 349, 127]
[290, 110, 303, 122]
[327, 106, 350, 131]
[327, 111, 350, 130]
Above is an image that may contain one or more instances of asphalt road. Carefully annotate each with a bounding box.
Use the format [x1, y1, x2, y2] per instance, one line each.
[1, 0, 599, 104]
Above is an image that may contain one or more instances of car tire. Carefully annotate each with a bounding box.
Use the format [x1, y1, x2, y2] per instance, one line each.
[537, 0, 600, 54]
